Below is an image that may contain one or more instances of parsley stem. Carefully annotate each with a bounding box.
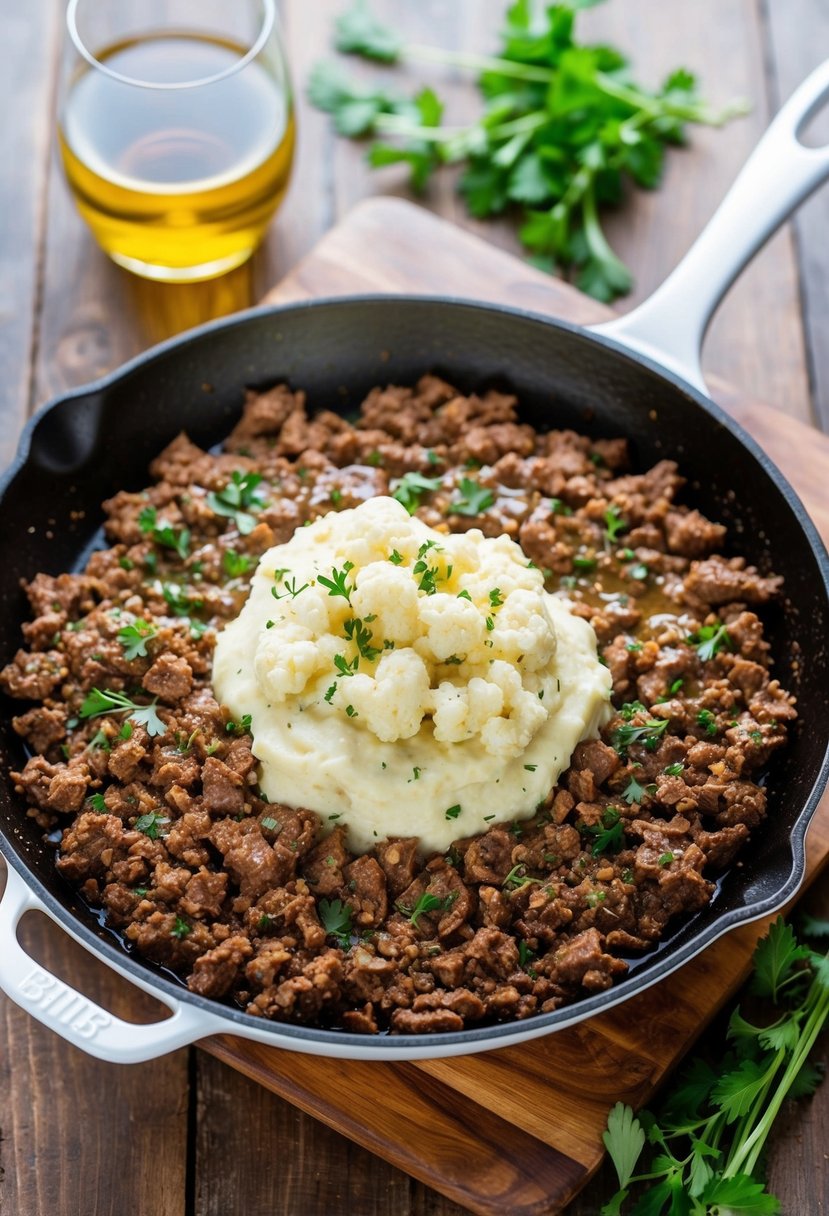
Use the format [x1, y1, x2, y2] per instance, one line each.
[727, 980, 829, 1179]
[403, 43, 556, 83]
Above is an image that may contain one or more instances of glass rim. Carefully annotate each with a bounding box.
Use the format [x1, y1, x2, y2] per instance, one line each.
[65, 0, 277, 90]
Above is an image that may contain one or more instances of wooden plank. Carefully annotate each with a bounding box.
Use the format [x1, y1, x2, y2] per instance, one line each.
[0, 1, 62, 461]
[764, 0, 829, 432]
[0, 866, 189, 1216]
[194, 1052, 426, 1216]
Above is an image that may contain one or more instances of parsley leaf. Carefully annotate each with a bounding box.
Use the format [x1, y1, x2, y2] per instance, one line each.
[138, 505, 191, 560]
[223, 550, 254, 579]
[134, 811, 168, 840]
[603, 1102, 645, 1192]
[318, 897, 353, 948]
[397, 889, 458, 930]
[391, 471, 442, 514]
[117, 618, 158, 660]
[448, 477, 495, 517]
[688, 620, 733, 661]
[604, 505, 628, 543]
[318, 561, 355, 603]
[207, 470, 267, 535]
[80, 687, 166, 738]
[334, 0, 401, 63]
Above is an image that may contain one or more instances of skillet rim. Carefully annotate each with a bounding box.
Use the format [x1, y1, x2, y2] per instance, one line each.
[1, 292, 827, 1054]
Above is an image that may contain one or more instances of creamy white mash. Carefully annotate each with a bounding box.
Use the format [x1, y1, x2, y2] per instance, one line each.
[213, 496, 611, 854]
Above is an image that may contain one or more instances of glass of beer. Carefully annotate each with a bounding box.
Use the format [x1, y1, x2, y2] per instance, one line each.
[58, 0, 295, 282]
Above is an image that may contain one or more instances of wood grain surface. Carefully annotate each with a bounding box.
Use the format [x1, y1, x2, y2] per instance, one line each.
[0, 2, 827, 1214]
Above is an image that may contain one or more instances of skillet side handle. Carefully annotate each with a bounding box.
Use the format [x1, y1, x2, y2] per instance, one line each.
[0, 864, 221, 1064]
[592, 58, 829, 393]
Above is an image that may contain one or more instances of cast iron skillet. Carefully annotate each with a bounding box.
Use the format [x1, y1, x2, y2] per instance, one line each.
[0, 64, 828, 1065]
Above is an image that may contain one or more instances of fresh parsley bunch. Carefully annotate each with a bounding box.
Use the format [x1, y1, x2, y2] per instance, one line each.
[309, 0, 746, 301]
[602, 916, 829, 1214]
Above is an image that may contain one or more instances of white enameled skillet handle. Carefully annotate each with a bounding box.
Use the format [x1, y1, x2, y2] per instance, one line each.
[0, 864, 224, 1063]
[592, 58, 829, 393]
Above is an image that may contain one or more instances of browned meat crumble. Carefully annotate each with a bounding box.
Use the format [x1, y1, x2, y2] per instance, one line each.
[1, 376, 796, 1034]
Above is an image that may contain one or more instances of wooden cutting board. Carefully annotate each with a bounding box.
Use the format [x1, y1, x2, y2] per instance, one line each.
[201, 198, 829, 1216]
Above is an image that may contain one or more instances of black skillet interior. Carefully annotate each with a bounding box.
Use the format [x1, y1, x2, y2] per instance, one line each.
[1, 296, 828, 1048]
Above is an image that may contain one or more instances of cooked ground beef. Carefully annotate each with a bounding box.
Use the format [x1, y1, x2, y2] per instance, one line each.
[1, 376, 796, 1033]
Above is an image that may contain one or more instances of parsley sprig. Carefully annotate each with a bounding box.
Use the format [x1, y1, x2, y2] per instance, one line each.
[80, 687, 166, 737]
[207, 470, 267, 535]
[602, 917, 829, 1214]
[311, 0, 746, 302]
[138, 505, 190, 560]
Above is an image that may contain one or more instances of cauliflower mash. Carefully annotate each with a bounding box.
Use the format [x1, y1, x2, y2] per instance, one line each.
[213, 496, 611, 853]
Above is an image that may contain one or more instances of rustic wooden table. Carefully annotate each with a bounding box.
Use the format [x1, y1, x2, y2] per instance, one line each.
[1, 2, 827, 1213]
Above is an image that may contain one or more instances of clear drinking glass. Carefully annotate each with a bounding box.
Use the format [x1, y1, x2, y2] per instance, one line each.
[57, 0, 295, 282]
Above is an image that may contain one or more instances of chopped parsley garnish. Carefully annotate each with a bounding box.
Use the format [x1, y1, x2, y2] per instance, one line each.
[413, 555, 441, 595]
[518, 941, 537, 972]
[448, 477, 494, 517]
[334, 653, 359, 678]
[664, 762, 685, 777]
[586, 890, 606, 908]
[550, 497, 573, 517]
[488, 588, 504, 608]
[134, 811, 168, 840]
[318, 897, 353, 947]
[656, 677, 684, 703]
[138, 505, 191, 560]
[318, 561, 355, 603]
[573, 555, 597, 571]
[688, 620, 733, 661]
[260, 817, 278, 832]
[398, 889, 458, 929]
[87, 793, 108, 813]
[272, 574, 310, 600]
[207, 470, 267, 535]
[604, 504, 628, 542]
[503, 864, 542, 891]
[344, 617, 380, 661]
[457, 589, 472, 602]
[697, 708, 718, 736]
[223, 550, 254, 579]
[225, 714, 252, 735]
[750, 729, 764, 744]
[388, 548, 404, 565]
[117, 618, 158, 660]
[80, 688, 166, 737]
[444, 804, 462, 820]
[158, 583, 205, 639]
[409, 767, 422, 782]
[524, 763, 537, 772]
[391, 471, 442, 514]
[171, 916, 191, 939]
[345, 704, 358, 717]
[658, 851, 674, 867]
[611, 705, 670, 755]
[586, 808, 625, 855]
[622, 775, 646, 805]
[626, 640, 643, 653]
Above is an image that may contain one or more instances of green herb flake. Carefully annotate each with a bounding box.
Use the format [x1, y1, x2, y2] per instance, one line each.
[444, 804, 462, 820]
[318, 897, 353, 948]
[134, 811, 168, 840]
[117, 617, 158, 660]
[447, 477, 494, 517]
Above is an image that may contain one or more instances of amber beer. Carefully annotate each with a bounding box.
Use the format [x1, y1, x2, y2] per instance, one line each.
[58, 33, 294, 281]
